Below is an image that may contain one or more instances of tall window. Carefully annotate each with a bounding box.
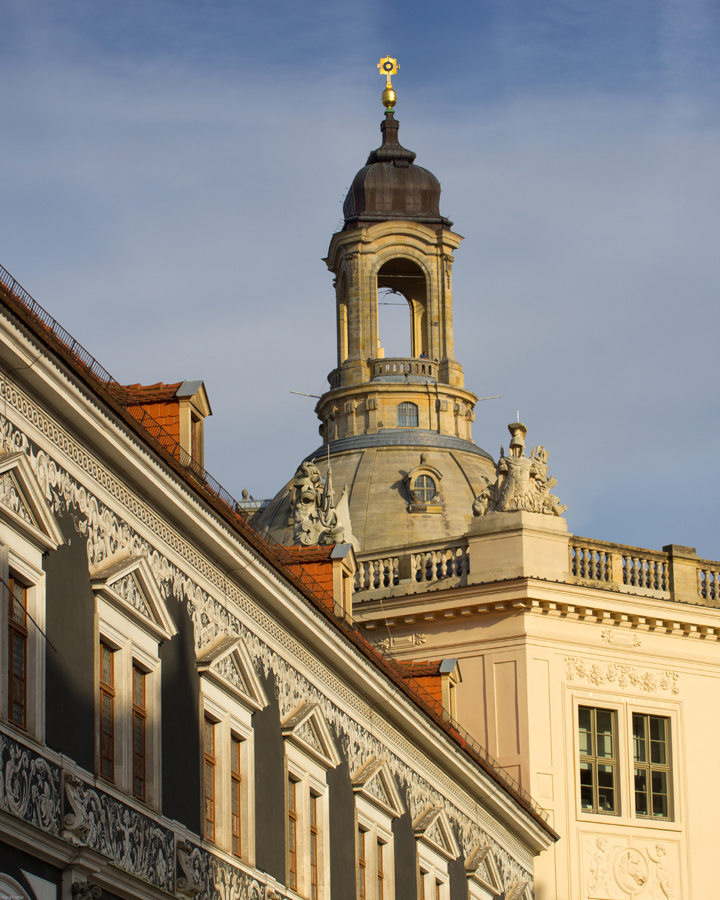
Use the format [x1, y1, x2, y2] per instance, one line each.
[633, 713, 671, 820]
[578, 707, 618, 814]
[204, 718, 216, 841]
[287, 776, 298, 890]
[8, 577, 28, 729]
[231, 735, 242, 857]
[419, 870, 427, 900]
[377, 839, 385, 900]
[99, 642, 115, 781]
[310, 792, 319, 900]
[398, 402, 419, 427]
[132, 665, 147, 800]
[358, 827, 367, 900]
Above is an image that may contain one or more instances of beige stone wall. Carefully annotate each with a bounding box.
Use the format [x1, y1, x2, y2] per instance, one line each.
[353, 517, 720, 898]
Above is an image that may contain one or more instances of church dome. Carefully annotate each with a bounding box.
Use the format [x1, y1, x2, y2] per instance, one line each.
[342, 112, 453, 231]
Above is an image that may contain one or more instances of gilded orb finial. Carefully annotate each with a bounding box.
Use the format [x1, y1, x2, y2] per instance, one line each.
[377, 56, 399, 111]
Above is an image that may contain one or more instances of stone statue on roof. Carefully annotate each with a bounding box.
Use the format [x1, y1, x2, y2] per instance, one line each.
[290, 460, 359, 549]
[472, 422, 567, 518]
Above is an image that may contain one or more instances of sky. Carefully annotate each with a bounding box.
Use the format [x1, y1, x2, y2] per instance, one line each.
[1, 0, 719, 557]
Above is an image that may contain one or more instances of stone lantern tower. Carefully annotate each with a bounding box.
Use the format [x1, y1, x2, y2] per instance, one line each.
[256, 81, 497, 552]
[319, 106, 477, 445]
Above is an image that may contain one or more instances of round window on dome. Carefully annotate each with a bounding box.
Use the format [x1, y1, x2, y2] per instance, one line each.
[413, 475, 436, 502]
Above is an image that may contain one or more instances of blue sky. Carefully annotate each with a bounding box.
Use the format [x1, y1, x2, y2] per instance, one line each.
[1, 0, 719, 556]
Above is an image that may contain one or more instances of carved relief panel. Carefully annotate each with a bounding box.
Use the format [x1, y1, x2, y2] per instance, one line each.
[581, 832, 680, 899]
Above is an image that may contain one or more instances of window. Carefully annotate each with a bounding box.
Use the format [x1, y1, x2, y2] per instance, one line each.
[132, 665, 147, 800]
[578, 706, 618, 814]
[99, 641, 116, 782]
[414, 807, 459, 900]
[310, 792, 320, 900]
[198, 638, 265, 862]
[0, 454, 63, 741]
[288, 776, 298, 890]
[8, 576, 28, 729]
[358, 827, 368, 900]
[282, 704, 338, 899]
[231, 735, 242, 857]
[377, 839, 386, 900]
[204, 717, 216, 841]
[398, 402, 418, 428]
[352, 757, 401, 900]
[413, 476, 436, 502]
[93, 554, 175, 809]
[633, 713, 671, 820]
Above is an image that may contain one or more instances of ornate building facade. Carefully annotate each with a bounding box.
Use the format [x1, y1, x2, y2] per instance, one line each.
[255, 82, 720, 900]
[0, 211, 552, 900]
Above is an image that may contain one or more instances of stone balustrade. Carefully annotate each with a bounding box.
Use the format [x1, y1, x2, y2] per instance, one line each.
[355, 539, 470, 597]
[369, 357, 438, 380]
[698, 565, 720, 603]
[354, 533, 718, 606]
[569, 540, 670, 592]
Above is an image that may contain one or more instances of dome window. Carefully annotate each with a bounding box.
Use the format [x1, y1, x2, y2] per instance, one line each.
[398, 402, 419, 428]
[413, 475, 436, 503]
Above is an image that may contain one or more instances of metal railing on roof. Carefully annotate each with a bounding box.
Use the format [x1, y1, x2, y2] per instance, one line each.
[0, 263, 549, 826]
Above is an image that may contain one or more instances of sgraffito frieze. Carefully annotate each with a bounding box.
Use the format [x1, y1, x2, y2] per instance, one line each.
[177, 841, 264, 900]
[63, 775, 174, 892]
[0, 385, 533, 889]
[0, 731, 61, 835]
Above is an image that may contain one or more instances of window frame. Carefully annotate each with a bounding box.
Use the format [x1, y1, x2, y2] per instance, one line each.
[95, 613, 162, 810]
[632, 711, 673, 821]
[8, 573, 29, 730]
[199, 686, 257, 862]
[577, 705, 619, 816]
[355, 798, 395, 900]
[0, 540, 46, 742]
[397, 402, 419, 428]
[285, 744, 331, 900]
[571, 694, 681, 829]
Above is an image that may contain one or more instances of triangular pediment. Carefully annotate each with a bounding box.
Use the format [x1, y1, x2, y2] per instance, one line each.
[466, 845, 503, 894]
[196, 635, 268, 712]
[352, 757, 405, 819]
[505, 881, 531, 900]
[282, 703, 341, 769]
[90, 552, 177, 641]
[414, 807, 460, 861]
[0, 452, 64, 551]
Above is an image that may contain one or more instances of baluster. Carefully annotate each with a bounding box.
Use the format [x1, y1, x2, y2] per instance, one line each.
[392, 557, 399, 585]
[372, 559, 380, 588]
[622, 556, 629, 584]
[425, 552, 434, 582]
[411, 553, 419, 582]
[698, 569, 706, 599]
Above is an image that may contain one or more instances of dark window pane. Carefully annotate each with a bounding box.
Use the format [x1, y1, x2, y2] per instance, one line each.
[634, 767, 648, 815]
[579, 708, 592, 756]
[597, 765, 615, 812]
[596, 710, 614, 757]
[633, 714, 646, 762]
[580, 761, 594, 808]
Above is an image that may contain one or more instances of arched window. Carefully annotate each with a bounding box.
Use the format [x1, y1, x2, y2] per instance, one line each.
[398, 402, 418, 428]
[413, 475, 436, 502]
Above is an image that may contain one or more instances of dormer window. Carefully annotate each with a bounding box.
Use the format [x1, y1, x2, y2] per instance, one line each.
[398, 402, 418, 427]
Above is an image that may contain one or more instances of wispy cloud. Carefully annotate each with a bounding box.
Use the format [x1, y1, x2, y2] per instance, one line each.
[0, 1, 718, 555]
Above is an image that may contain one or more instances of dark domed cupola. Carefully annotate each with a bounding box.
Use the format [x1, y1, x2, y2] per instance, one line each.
[342, 111, 453, 231]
